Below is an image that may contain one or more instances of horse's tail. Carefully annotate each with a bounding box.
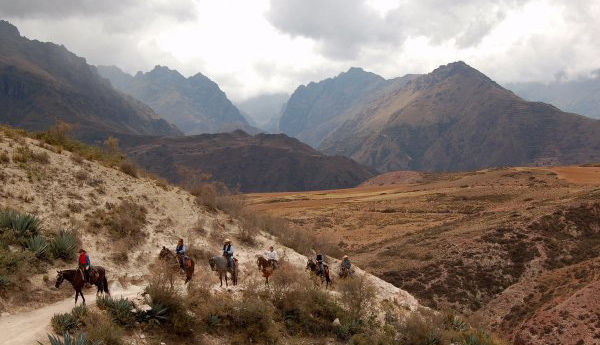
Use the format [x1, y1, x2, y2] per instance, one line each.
[103, 275, 110, 295]
[186, 260, 195, 284]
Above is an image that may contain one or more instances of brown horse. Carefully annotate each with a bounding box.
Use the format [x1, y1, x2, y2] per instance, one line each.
[256, 256, 275, 285]
[159, 246, 195, 283]
[209, 256, 238, 287]
[55, 267, 110, 304]
[306, 258, 332, 289]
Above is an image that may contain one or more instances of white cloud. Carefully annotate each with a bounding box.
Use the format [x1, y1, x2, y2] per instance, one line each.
[1, 0, 599, 100]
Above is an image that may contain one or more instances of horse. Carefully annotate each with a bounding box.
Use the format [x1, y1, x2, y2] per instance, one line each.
[306, 258, 332, 289]
[55, 266, 110, 304]
[209, 256, 238, 287]
[159, 246, 195, 283]
[338, 267, 354, 279]
[256, 256, 275, 285]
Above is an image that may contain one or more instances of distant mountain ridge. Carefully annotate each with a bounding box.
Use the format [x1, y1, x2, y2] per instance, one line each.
[0, 20, 181, 141]
[278, 67, 418, 147]
[122, 130, 377, 192]
[319, 62, 600, 172]
[236, 92, 289, 132]
[506, 75, 600, 119]
[97, 65, 256, 135]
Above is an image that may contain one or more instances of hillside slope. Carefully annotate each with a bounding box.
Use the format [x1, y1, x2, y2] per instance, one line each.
[123, 130, 377, 192]
[0, 21, 181, 142]
[97, 65, 254, 135]
[0, 127, 422, 345]
[319, 62, 600, 172]
[249, 165, 600, 345]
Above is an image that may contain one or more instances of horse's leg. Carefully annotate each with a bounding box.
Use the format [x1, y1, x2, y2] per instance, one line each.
[74, 290, 78, 304]
[225, 271, 228, 287]
[219, 273, 223, 287]
[81, 290, 86, 305]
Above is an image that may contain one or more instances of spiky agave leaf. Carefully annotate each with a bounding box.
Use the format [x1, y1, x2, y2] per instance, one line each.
[10, 213, 41, 238]
[49, 230, 78, 260]
[27, 235, 49, 258]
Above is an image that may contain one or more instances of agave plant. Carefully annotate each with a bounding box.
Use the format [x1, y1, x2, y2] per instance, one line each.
[136, 302, 168, 325]
[27, 236, 49, 258]
[10, 213, 41, 238]
[97, 296, 135, 327]
[70, 305, 87, 323]
[40, 332, 97, 345]
[50, 313, 79, 335]
[49, 230, 78, 260]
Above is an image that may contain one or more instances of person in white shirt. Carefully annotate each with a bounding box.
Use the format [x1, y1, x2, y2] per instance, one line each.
[264, 246, 279, 269]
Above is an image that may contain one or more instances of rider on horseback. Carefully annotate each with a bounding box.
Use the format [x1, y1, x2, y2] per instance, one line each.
[264, 246, 279, 269]
[78, 249, 91, 284]
[175, 238, 186, 274]
[316, 250, 325, 276]
[223, 239, 234, 269]
[341, 255, 353, 276]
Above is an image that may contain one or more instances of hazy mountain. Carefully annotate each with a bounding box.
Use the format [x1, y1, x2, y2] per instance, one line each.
[122, 130, 376, 192]
[319, 62, 600, 172]
[236, 93, 289, 132]
[506, 75, 600, 119]
[278, 67, 417, 147]
[97, 65, 255, 135]
[0, 21, 181, 141]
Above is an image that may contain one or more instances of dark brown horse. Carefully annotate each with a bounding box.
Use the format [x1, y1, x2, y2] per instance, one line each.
[306, 258, 332, 289]
[209, 256, 238, 287]
[256, 256, 274, 285]
[55, 267, 110, 304]
[159, 246, 195, 283]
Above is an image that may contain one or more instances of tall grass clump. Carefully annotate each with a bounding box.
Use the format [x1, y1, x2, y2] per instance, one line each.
[82, 310, 124, 345]
[0, 210, 41, 238]
[96, 296, 135, 327]
[49, 230, 78, 260]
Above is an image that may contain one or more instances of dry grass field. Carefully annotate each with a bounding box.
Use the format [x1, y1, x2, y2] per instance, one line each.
[248, 166, 600, 345]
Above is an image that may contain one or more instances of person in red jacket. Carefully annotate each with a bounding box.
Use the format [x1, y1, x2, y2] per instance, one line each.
[78, 249, 91, 283]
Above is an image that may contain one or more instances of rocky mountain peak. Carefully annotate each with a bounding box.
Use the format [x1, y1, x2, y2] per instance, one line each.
[0, 20, 20, 38]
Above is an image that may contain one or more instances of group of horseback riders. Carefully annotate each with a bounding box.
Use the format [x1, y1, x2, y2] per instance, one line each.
[74, 239, 355, 287]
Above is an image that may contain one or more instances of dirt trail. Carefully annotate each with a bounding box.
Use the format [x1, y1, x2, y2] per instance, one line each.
[0, 284, 144, 345]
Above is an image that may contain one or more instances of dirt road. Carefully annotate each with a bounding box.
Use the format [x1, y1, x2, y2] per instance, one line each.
[0, 285, 143, 345]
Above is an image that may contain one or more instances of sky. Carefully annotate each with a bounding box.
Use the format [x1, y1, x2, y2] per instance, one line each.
[1, 0, 599, 101]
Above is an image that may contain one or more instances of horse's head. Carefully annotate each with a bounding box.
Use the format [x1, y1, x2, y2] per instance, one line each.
[306, 259, 315, 271]
[208, 257, 216, 271]
[159, 246, 171, 260]
[55, 270, 64, 288]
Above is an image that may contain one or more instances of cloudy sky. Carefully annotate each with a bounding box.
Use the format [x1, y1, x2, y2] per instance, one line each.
[1, 0, 599, 101]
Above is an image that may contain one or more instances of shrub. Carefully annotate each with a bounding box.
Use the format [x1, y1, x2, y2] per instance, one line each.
[136, 302, 168, 325]
[49, 230, 78, 260]
[82, 310, 123, 345]
[118, 160, 138, 178]
[43, 332, 95, 345]
[96, 296, 135, 327]
[93, 201, 147, 244]
[71, 305, 87, 323]
[27, 235, 49, 258]
[337, 274, 377, 322]
[144, 278, 194, 336]
[0, 151, 9, 164]
[51, 312, 79, 335]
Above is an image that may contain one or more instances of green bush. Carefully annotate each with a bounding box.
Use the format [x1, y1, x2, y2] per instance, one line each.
[42, 332, 96, 345]
[144, 279, 194, 336]
[51, 312, 79, 335]
[97, 296, 135, 327]
[49, 230, 78, 260]
[27, 236, 49, 258]
[0, 210, 41, 238]
[0, 275, 11, 290]
[71, 305, 87, 323]
[136, 302, 168, 325]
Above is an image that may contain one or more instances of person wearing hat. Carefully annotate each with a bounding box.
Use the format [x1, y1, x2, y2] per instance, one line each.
[78, 248, 91, 283]
[315, 250, 325, 276]
[222, 239, 234, 269]
[340, 255, 353, 276]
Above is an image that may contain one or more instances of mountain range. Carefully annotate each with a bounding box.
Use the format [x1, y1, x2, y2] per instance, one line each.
[122, 130, 376, 192]
[278, 62, 600, 172]
[0, 20, 180, 142]
[506, 75, 600, 120]
[97, 65, 256, 135]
